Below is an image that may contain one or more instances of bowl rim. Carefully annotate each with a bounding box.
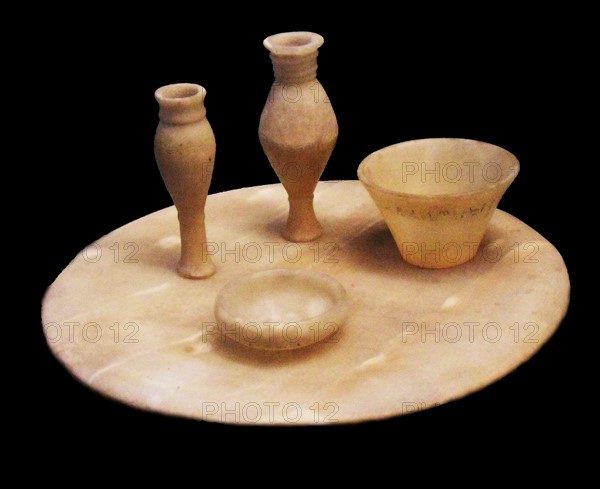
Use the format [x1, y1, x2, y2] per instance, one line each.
[357, 137, 520, 200]
[214, 268, 348, 326]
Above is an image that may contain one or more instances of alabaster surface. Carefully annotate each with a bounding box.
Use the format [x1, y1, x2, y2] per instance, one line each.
[42, 181, 569, 425]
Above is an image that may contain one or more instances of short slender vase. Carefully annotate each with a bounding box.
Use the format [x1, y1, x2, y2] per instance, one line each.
[259, 31, 338, 242]
[154, 83, 216, 279]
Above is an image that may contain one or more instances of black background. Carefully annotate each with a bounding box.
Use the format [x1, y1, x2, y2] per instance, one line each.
[35, 15, 578, 461]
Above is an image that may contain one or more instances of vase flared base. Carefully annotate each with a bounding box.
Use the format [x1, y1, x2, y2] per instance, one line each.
[282, 225, 323, 243]
[282, 217, 323, 242]
[177, 260, 216, 279]
[281, 196, 323, 242]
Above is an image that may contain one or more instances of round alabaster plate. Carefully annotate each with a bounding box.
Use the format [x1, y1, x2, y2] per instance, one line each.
[42, 181, 569, 425]
[214, 269, 348, 350]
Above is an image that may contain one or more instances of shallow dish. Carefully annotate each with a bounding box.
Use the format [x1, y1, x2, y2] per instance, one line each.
[214, 269, 349, 350]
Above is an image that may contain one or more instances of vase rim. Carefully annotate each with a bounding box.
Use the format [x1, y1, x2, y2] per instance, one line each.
[155, 83, 205, 103]
[263, 31, 324, 56]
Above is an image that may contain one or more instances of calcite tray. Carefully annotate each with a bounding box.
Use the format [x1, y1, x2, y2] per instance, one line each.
[42, 181, 569, 425]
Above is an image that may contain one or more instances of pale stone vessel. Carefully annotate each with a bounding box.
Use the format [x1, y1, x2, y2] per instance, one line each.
[358, 138, 519, 268]
[259, 31, 338, 242]
[154, 83, 216, 278]
[214, 269, 348, 350]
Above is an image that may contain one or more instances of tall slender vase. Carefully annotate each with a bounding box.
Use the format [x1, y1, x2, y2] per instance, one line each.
[154, 83, 216, 279]
[259, 32, 338, 242]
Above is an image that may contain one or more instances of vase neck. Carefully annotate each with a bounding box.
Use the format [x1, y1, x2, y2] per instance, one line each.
[155, 83, 207, 124]
[270, 52, 318, 84]
[263, 31, 324, 84]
